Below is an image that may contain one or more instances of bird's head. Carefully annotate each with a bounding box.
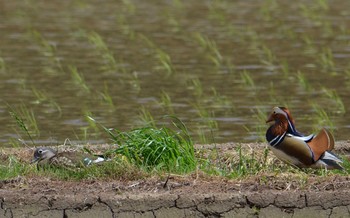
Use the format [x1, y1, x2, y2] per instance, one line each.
[31, 147, 57, 163]
[266, 106, 292, 124]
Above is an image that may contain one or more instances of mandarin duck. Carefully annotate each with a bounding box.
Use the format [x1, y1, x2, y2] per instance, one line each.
[266, 107, 343, 170]
[31, 147, 105, 169]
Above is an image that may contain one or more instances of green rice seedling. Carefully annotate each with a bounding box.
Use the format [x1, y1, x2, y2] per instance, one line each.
[297, 71, 312, 92]
[260, 45, 276, 67]
[301, 35, 317, 56]
[69, 65, 90, 93]
[8, 104, 39, 144]
[116, 15, 136, 40]
[318, 47, 335, 72]
[253, 107, 269, 142]
[0, 56, 6, 74]
[171, 0, 183, 8]
[207, 0, 228, 25]
[159, 91, 175, 115]
[259, 0, 278, 22]
[164, 12, 182, 33]
[156, 49, 176, 76]
[188, 77, 203, 98]
[311, 103, 334, 131]
[102, 119, 196, 173]
[83, 110, 99, 132]
[240, 70, 255, 88]
[98, 82, 115, 109]
[138, 106, 156, 127]
[121, 0, 136, 14]
[321, 87, 345, 114]
[192, 32, 223, 67]
[193, 103, 218, 130]
[31, 87, 62, 116]
[210, 87, 232, 110]
[87, 31, 120, 73]
[137, 33, 156, 48]
[317, 0, 329, 11]
[280, 59, 290, 77]
[29, 30, 63, 73]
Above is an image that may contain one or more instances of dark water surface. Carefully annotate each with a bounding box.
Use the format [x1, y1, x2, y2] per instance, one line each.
[1, 0, 350, 145]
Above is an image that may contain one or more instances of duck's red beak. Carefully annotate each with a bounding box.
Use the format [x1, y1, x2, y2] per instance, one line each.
[266, 113, 274, 123]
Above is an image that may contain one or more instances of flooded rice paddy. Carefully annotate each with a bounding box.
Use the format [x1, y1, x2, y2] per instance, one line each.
[1, 0, 350, 145]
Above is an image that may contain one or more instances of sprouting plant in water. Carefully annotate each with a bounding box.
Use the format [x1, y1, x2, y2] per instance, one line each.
[301, 34, 317, 56]
[259, 0, 278, 22]
[318, 47, 335, 72]
[0, 55, 6, 74]
[280, 59, 290, 77]
[210, 87, 232, 110]
[87, 31, 120, 73]
[8, 104, 39, 144]
[84, 110, 99, 133]
[116, 15, 136, 40]
[69, 65, 90, 93]
[159, 91, 175, 115]
[193, 32, 223, 67]
[259, 45, 277, 67]
[138, 107, 156, 127]
[156, 49, 176, 76]
[240, 70, 255, 89]
[28, 30, 63, 73]
[187, 77, 203, 98]
[207, 0, 228, 25]
[321, 87, 345, 114]
[252, 106, 269, 142]
[31, 87, 62, 116]
[311, 103, 334, 132]
[297, 71, 312, 92]
[98, 82, 115, 109]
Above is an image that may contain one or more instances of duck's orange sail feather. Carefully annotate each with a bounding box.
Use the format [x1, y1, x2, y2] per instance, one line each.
[307, 128, 334, 161]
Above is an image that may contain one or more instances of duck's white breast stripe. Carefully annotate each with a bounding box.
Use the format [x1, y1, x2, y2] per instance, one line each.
[269, 132, 286, 147]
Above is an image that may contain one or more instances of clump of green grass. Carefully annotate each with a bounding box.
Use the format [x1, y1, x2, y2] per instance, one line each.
[0, 155, 33, 179]
[103, 118, 196, 173]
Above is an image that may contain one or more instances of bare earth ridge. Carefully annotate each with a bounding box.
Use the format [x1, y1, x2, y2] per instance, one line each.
[1, 141, 350, 218]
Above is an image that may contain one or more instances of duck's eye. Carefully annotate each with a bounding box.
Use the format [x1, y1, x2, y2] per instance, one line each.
[38, 149, 43, 154]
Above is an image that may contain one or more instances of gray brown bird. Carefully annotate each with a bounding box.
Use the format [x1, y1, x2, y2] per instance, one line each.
[31, 147, 105, 169]
[266, 107, 343, 170]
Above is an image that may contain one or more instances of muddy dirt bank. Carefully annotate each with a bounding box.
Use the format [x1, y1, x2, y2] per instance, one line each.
[1, 142, 350, 217]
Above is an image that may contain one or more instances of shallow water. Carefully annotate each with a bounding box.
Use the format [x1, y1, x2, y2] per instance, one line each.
[1, 0, 350, 145]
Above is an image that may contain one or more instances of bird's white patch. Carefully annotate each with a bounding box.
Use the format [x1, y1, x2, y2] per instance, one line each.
[93, 157, 105, 163]
[287, 133, 314, 142]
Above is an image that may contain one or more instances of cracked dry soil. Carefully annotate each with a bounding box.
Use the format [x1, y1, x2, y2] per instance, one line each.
[1, 142, 350, 218]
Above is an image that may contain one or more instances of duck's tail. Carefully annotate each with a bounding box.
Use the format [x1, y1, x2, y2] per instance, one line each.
[315, 151, 343, 170]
